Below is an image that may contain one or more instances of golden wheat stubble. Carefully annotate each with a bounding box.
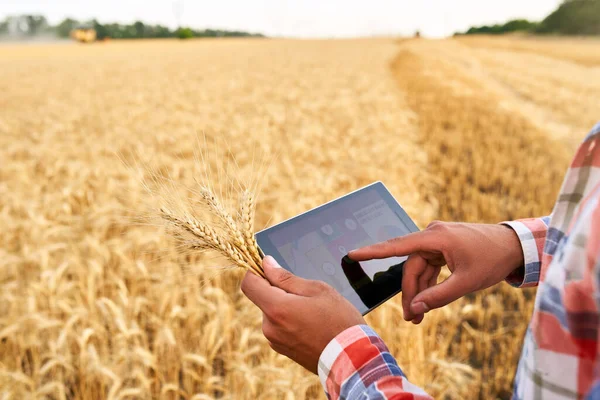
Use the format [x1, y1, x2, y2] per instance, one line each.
[389, 40, 573, 398]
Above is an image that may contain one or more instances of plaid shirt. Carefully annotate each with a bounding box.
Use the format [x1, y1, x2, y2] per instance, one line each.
[318, 122, 600, 400]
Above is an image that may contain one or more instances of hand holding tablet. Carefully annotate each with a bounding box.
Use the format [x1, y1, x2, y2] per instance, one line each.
[244, 182, 526, 374]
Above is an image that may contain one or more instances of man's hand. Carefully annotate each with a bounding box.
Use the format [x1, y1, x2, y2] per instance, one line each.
[241, 256, 366, 374]
[349, 221, 524, 324]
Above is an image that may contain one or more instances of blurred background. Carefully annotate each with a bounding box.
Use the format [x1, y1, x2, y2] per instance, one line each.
[2, 0, 594, 41]
[1, 1, 599, 399]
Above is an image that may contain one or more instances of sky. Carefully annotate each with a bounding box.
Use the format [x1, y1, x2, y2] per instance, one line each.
[0, 0, 562, 38]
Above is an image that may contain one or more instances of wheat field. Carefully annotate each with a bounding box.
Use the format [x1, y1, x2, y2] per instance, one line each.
[0, 36, 596, 399]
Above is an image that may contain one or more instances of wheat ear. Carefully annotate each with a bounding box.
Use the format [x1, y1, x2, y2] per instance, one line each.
[160, 207, 265, 278]
[196, 187, 263, 270]
[239, 189, 261, 265]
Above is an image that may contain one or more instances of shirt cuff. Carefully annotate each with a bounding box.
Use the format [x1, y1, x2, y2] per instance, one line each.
[501, 218, 548, 288]
[317, 324, 405, 399]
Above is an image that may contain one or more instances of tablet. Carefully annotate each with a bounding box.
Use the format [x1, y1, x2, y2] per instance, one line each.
[255, 182, 419, 315]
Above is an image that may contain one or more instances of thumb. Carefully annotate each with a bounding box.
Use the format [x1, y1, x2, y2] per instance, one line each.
[410, 274, 467, 314]
[262, 255, 316, 296]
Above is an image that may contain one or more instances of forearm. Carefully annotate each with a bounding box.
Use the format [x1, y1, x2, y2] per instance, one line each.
[319, 325, 432, 400]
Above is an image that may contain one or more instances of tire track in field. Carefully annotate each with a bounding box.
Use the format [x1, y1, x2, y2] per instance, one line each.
[459, 44, 600, 145]
[391, 39, 572, 223]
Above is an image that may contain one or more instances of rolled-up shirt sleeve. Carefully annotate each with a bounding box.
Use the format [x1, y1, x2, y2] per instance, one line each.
[501, 216, 550, 288]
[318, 325, 432, 400]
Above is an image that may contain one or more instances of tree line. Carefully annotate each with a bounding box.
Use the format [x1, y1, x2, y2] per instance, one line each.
[0, 15, 265, 39]
[457, 0, 600, 36]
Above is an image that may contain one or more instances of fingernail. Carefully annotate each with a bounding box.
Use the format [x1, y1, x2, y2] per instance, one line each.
[411, 302, 429, 314]
[342, 255, 357, 265]
[263, 255, 281, 269]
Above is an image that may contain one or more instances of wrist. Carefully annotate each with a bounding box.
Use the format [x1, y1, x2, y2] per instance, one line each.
[499, 223, 525, 272]
[499, 220, 543, 288]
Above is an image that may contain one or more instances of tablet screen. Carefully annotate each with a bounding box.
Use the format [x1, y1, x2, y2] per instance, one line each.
[255, 182, 419, 314]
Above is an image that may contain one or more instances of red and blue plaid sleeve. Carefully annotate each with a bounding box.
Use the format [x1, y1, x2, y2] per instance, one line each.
[318, 325, 432, 400]
[502, 216, 550, 288]
[586, 186, 600, 398]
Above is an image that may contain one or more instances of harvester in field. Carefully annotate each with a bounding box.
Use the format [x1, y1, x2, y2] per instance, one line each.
[70, 24, 97, 43]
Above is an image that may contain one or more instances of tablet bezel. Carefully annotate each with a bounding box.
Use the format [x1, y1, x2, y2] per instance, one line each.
[254, 181, 419, 315]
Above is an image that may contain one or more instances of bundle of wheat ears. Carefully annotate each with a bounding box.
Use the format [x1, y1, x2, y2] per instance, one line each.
[157, 184, 266, 278]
